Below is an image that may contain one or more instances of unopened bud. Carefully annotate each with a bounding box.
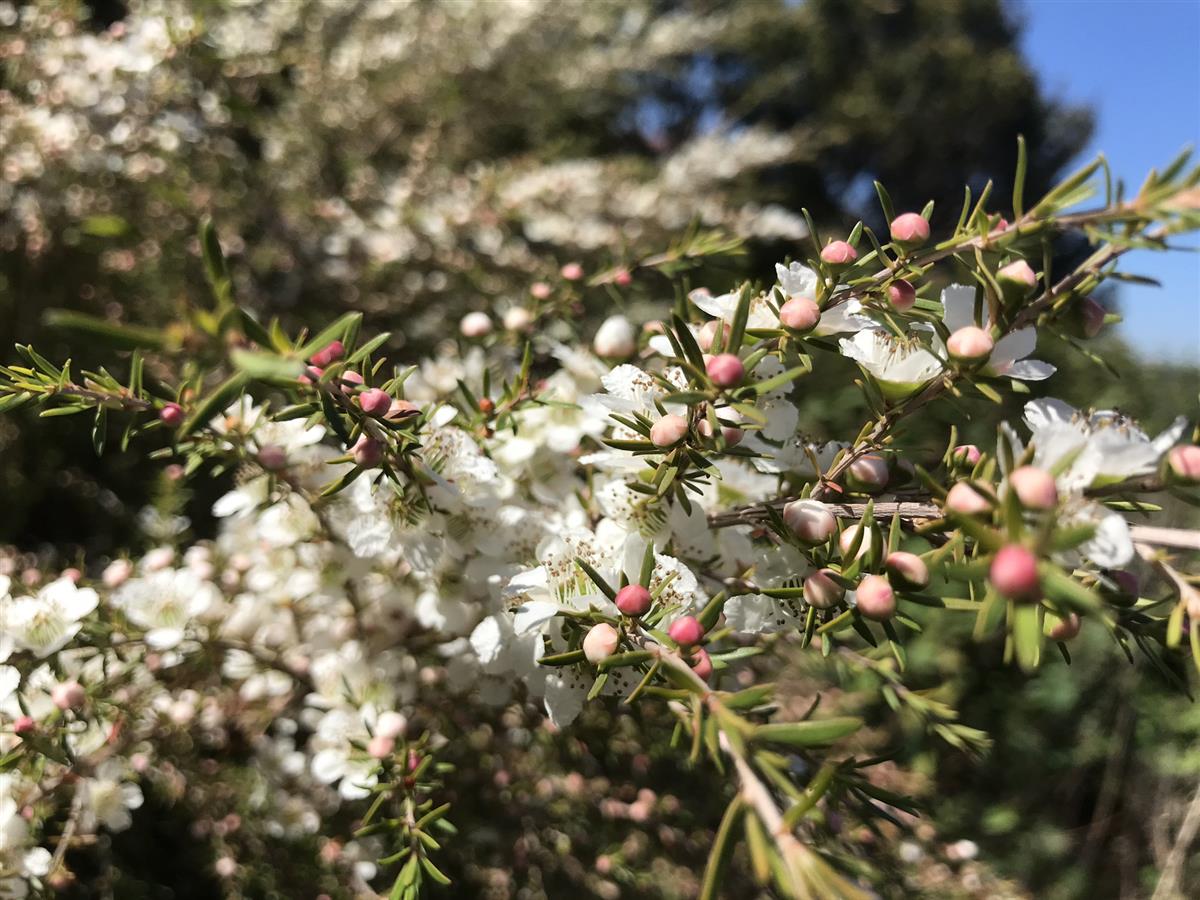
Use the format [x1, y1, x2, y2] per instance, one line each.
[696, 419, 744, 446]
[989, 544, 1040, 601]
[804, 569, 845, 609]
[667, 615, 704, 647]
[952, 444, 982, 466]
[1008, 466, 1058, 510]
[615, 584, 652, 617]
[705, 353, 744, 388]
[1167, 445, 1200, 484]
[855, 574, 896, 621]
[779, 297, 821, 332]
[998, 259, 1037, 302]
[503, 306, 534, 332]
[838, 524, 875, 560]
[782, 499, 836, 546]
[387, 399, 419, 420]
[885, 551, 930, 590]
[13, 716, 36, 736]
[649, 414, 689, 448]
[889, 212, 930, 248]
[257, 444, 288, 470]
[351, 435, 384, 468]
[102, 558, 134, 588]
[945, 481, 992, 515]
[367, 735, 396, 759]
[530, 281, 552, 300]
[1046, 612, 1081, 641]
[593, 315, 637, 358]
[1072, 296, 1107, 339]
[460, 311, 493, 338]
[357, 388, 391, 416]
[583, 623, 621, 663]
[846, 454, 889, 493]
[697, 320, 731, 351]
[159, 403, 184, 427]
[820, 240, 857, 267]
[560, 262, 584, 281]
[310, 340, 344, 368]
[947, 326, 994, 363]
[689, 648, 713, 681]
[614, 268, 633, 287]
[887, 279, 917, 311]
[52, 680, 86, 711]
[375, 711, 407, 740]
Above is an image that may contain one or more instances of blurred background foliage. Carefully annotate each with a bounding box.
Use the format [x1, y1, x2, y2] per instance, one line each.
[2, 0, 1198, 897]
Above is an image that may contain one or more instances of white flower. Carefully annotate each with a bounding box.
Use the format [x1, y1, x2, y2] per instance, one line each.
[3, 579, 99, 657]
[592, 314, 637, 357]
[78, 761, 144, 833]
[940, 284, 1055, 381]
[111, 568, 221, 649]
[839, 329, 944, 400]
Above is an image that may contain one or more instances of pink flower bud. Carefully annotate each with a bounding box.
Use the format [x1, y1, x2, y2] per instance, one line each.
[387, 399, 419, 420]
[339, 370, 364, 394]
[1168, 445, 1200, 484]
[460, 311, 493, 338]
[946, 326, 994, 363]
[1110, 569, 1140, 598]
[885, 551, 930, 590]
[614, 269, 633, 287]
[998, 259, 1037, 296]
[583, 623, 621, 663]
[705, 353, 744, 388]
[887, 279, 917, 311]
[855, 574, 896, 621]
[375, 711, 407, 740]
[803, 569, 844, 609]
[358, 388, 392, 416]
[696, 419, 745, 446]
[952, 444, 982, 466]
[889, 213, 930, 247]
[299, 365, 323, 385]
[839, 524, 875, 560]
[503, 306, 534, 332]
[367, 735, 396, 759]
[1047, 612, 1081, 641]
[310, 340, 344, 368]
[779, 297, 821, 331]
[615, 584, 652, 617]
[52, 680, 86, 711]
[159, 403, 184, 427]
[697, 319, 731, 351]
[782, 499, 836, 546]
[649, 414, 689, 448]
[530, 281, 552, 300]
[1008, 465, 1058, 510]
[593, 315, 637, 358]
[820, 240, 857, 266]
[689, 648, 713, 680]
[560, 262, 584, 281]
[668, 615, 704, 647]
[989, 544, 1040, 601]
[1078, 297, 1106, 338]
[13, 716, 36, 736]
[351, 435, 384, 468]
[846, 454, 889, 493]
[945, 481, 992, 515]
[102, 558, 133, 588]
[61, 567, 82, 584]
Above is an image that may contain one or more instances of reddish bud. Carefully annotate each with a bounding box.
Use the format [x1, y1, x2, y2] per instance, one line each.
[560, 262, 584, 281]
[820, 240, 857, 266]
[615, 584, 652, 617]
[855, 574, 896, 621]
[338, 370, 364, 394]
[351, 435, 384, 468]
[705, 353, 744, 388]
[478, 397, 495, 415]
[1047, 612, 1081, 641]
[847, 454, 889, 493]
[367, 735, 395, 759]
[13, 716, 36, 736]
[782, 499, 836, 546]
[310, 340, 344, 368]
[159, 403, 184, 427]
[52, 680, 86, 711]
[952, 444, 982, 466]
[1008, 466, 1058, 510]
[945, 481, 992, 515]
[885, 551, 930, 590]
[887, 279, 917, 311]
[258, 444, 288, 470]
[668, 615, 704, 647]
[779, 296, 821, 332]
[649, 414, 689, 448]
[839, 524, 875, 560]
[614, 268, 633, 287]
[803, 569, 844, 609]
[583, 623, 621, 663]
[1168, 445, 1200, 484]
[889, 212, 930, 247]
[947, 326, 994, 363]
[697, 319, 731, 351]
[358, 388, 392, 416]
[530, 281, 552, 300]
[689, 648, 713, 681]
[989, 545, 1041, 601]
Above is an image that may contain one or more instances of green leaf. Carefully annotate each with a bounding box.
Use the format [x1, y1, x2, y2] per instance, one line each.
[575, 557, 617, 601]
[231, 349, 305, 381]
[200, 217, 233, 307]
[80, 214, 129, 237]
[43, 310, 167, 351]
[298, 312, 363, 359]
[699, 796, 744, 900]
[1012, 602, 1042, 672]
[753, 717, 862, 747]
[1012, 135, 1028, 218]
[180, 373, 250, 437]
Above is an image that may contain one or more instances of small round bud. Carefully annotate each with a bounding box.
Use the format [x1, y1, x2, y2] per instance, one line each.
[649, 414, 689, 448]
[52, 681, 86, 711]
[804, 569, 845, 609]
[338, 370, 364, 394]
[1008, 466, 1058, 510]
[358, 388, 392, 417]
[583, 623, 621, 663]
[102, 558, 133, 588]
[503, 306, 534, 332]
[614, 268, 633, 287]
[952, 444, 982, 466]
[351, 435, 384, 468]
[820, 240, 857, 267]
[697, 320, 731, 351]
[889, 212, 930, 247]
[705, 353, 744, 388]
[696, 419, 744, 446]
[1167, 445, 1200, 484]
[947, 326, 994, 363]
[616, 584, 652, 617]
[593, 315, 637, 358]
[13, 715, 35, 737]
[838, 523, 875, 560]
[668, 615, 704, 647]
[885, 551, 929, 591]
[560, 262, 584, 281]
[846, 454, 889, 493]
[855, 575, 896, 621]
[989, 544, 1041, 601]
[689, 648, 713, 681]
[530, 281, 552, 300]
[1109, 569, 1140, 599]
[782, 499, 836, 546]
[375, 711, 407, 740]
[159, 403, 184, 427]
[367, 735, 395, 759]
[998, 259, 1037, 301]
[478, 397, 495, 415]
[310, 340, 345, 368]
[887, 279, 917, 311]
[460, 311, 493, 338]
[387, 399, 419, 420]
[1046, 612, 1081, 642]
[945, 481, 992, 515]
[779, 296, 821, 332]
[257, 444, 288, 471]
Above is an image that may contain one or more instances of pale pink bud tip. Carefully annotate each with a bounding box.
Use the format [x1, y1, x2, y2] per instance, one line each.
[593, 315, 637, 358]
[855, 574, 896, 621]
[367, 735, 395, 759]
[779, 297, 821, 332]
[887, 279, 917, 311]
[889, 212, 930, 246]
[697, 419, 745, 446]
[375, 711, 407, 740]
[159, 403, 184, 427]
[460, 311, 493, 338]
[13, 716, 36, 736]
[705, 353, 744, 388]
[689, 648, 713, 681]
[804, 569, 845, 610]
[998, 259, 1037, 288]
[1008, 466, 1058, 510]
[1079, 297, 1106, 338]
[783, 499, 836, 546]
[947, 326, 994, 363]
[1168, 445, 1200, 483]
[1047, 612, 1081, 642]
[847, 454, 889, 493]
[945, 482, 992, 516]
[615, 584, 652, 617]
[839, 524, 875, 560]
[668, 615, 704, 647]
[351, 435, 384, 468]
[52, 681, 86, 711]
[503, 307, 534, 332]
[697, 319, 731, 351]
[583, 623, 621, 664]
[310, 340, 344, 368]
[885, 551, 930, 590]
[820, 240, 858, 266]
[952, 444, 982, 466]
[649, 414, 689, 448]
[530, 281, 552, 300]
[614, 269, 633, 287]
[560, 262, 584, 281]
[258, 445, 288, 471]
[357, 388, 392, 417]
[989, 545, 1041, 601]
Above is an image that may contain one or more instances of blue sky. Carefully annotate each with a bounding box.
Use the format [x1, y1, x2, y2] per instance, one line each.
[1019, 0, 1200, 361]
